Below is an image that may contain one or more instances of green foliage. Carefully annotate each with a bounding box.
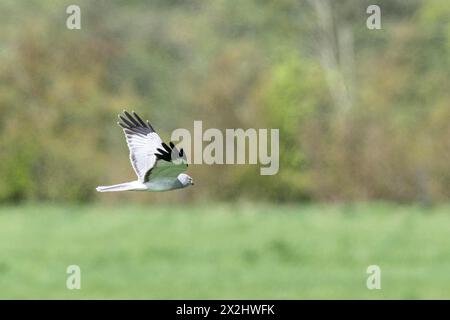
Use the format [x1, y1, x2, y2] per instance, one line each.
[1, 203, 450, 298]
[0, 0, 448, 203]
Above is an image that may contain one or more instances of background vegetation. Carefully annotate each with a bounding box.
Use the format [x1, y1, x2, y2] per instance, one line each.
[0, 0, 448, 204]
[1, 203, 450, 299]
[0, 0, 449, 300]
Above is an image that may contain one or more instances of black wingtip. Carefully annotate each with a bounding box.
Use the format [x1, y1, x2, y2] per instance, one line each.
[132, 111, 149, 128]
[120, 115, 134, 128]
[116, 110, 157, 135]
[161, 142, 171, 153]
[125, 111, 140, 126]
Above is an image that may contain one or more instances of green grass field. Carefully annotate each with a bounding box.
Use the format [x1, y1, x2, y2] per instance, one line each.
[0, 203, 449, 299]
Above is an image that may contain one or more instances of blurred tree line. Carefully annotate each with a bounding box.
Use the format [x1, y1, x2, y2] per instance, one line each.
[0, 0, 448, 203]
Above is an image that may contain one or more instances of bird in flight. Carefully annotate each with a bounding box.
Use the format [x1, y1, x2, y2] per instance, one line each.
[96, 110, 193, 192]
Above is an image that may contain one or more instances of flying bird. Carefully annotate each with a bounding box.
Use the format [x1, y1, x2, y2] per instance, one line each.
[96, 110, 193, 192]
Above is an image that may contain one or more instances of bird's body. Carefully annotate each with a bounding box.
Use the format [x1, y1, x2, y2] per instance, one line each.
[145, 179, 179, 192]
[96, 179, 182, 192]
[96, 111, 193, 193]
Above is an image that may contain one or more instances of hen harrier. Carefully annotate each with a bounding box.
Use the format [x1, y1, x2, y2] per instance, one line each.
[96, 110, 193, 192]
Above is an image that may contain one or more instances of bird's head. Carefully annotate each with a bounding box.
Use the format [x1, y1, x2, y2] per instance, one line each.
[177, 173, 194, 187]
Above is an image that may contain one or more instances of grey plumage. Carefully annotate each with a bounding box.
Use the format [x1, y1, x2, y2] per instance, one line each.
[96, 110, 193, 192]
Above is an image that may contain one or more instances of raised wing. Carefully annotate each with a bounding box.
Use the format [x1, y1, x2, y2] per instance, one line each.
[144, 141, 188, 183]
[118, 110, 163, 182]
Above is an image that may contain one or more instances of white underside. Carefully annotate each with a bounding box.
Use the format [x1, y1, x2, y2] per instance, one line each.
[96, 178, 181, 192]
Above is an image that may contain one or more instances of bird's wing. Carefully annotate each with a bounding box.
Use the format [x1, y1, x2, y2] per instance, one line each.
[118, 110, 163, 182]
[144, 141, 188, 182]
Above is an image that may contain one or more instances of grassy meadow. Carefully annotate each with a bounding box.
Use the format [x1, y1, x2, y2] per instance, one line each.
[0, 203, 449, 299]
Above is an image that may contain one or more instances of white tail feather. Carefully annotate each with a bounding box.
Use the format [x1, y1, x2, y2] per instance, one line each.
[96, 181, 144, 192]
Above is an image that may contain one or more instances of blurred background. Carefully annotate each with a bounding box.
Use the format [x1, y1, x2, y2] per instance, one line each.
[0, 0, 449, 299]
